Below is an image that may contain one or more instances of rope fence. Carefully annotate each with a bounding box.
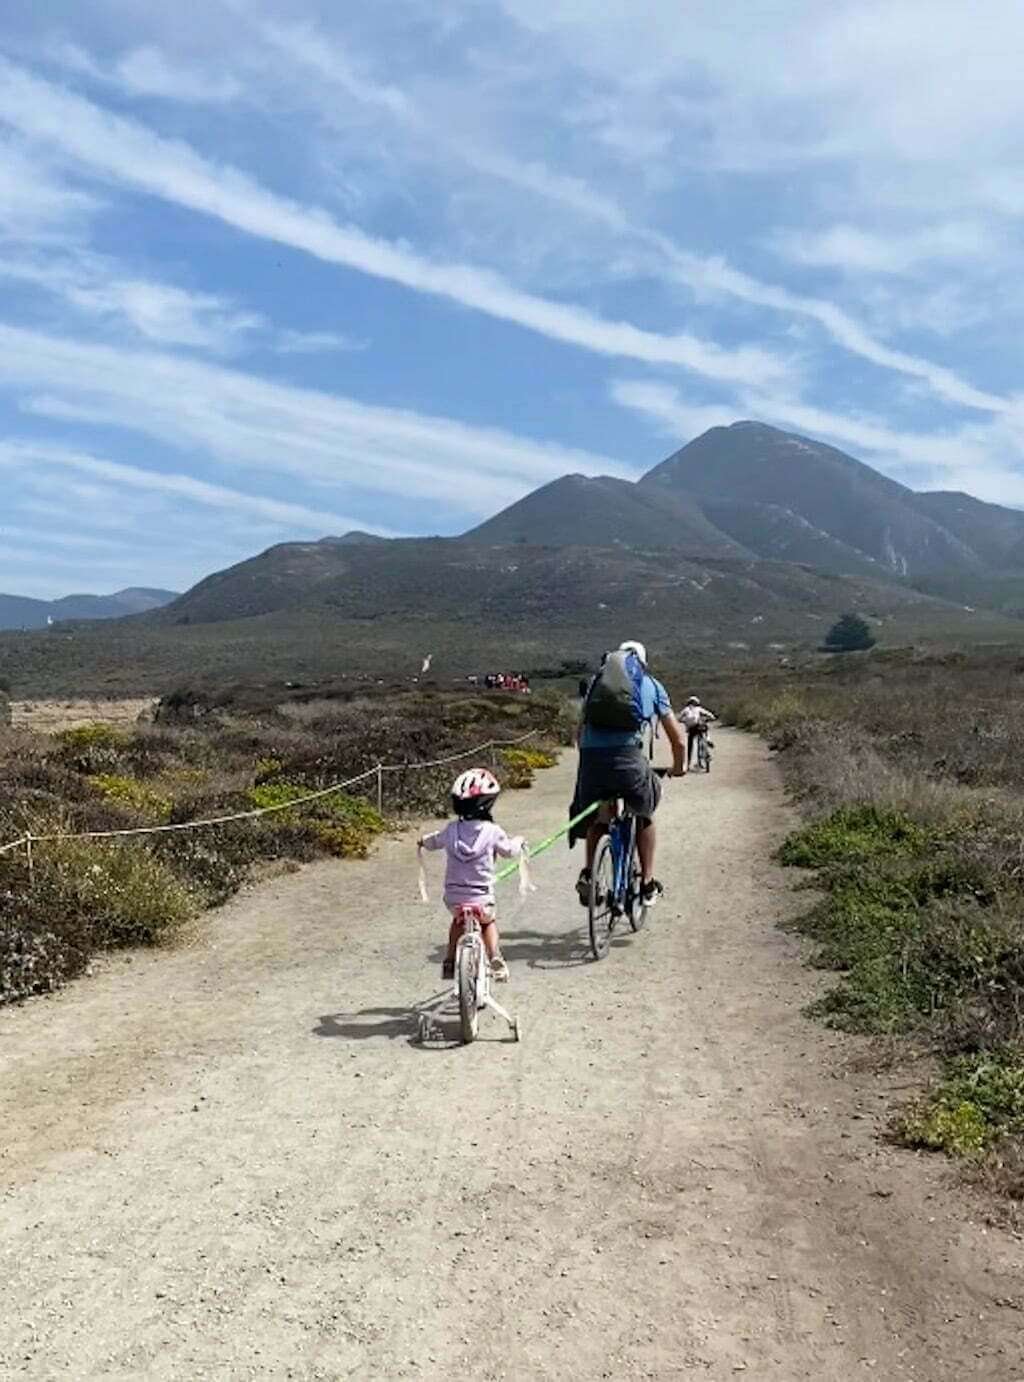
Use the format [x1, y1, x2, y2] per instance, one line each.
[0, 729, 540, 868]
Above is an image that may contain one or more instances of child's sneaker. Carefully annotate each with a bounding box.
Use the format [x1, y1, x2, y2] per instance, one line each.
[490, 955, 510, 982]
[441, 958, 455, 981]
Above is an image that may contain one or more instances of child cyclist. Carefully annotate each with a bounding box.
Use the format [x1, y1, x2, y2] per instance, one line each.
[418, 768, 525, 983]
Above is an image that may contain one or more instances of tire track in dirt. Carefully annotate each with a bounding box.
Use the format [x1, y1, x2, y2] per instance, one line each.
[2, 730, 1024, 1379]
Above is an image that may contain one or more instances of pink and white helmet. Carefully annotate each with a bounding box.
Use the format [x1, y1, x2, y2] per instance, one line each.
[451, 767, 501, 801]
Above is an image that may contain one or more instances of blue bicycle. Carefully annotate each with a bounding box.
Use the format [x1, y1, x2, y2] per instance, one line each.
[587, 769, 668, 961]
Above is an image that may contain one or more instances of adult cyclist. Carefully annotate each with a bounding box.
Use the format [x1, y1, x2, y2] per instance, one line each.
[572, 640, 686, 908]
[681, 695, 717, 769]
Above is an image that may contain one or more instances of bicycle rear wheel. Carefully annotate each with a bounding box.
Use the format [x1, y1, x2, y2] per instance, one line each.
[627, 828, 648, 933]
[588, 834, 615, 960]
[457, 942, 480, 1043]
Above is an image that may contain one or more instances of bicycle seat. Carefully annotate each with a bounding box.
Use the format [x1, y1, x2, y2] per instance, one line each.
[454, 903, 489, 926]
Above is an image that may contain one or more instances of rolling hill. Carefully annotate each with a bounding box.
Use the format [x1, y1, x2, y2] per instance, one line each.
[6, 537, 1019, 698]
[6, 419, 1024, 697]
[0, 587, 178, 632]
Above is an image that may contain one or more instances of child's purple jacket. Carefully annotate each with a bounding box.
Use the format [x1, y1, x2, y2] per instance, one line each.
[421, 820, 524, 908]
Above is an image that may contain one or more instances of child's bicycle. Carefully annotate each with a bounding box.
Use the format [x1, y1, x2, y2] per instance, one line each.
[419, 904, 521, 1045]
[587, 769, 668, 961]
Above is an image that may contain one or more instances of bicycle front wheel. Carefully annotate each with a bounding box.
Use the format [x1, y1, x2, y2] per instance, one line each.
[588, 834, 615, 960]
[457, 942, 480, 1043]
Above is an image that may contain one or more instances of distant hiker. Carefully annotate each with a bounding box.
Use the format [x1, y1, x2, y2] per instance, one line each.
[418, 769, 525, 983]
[681, 696, 717, 769]
[571, 640, 685, 907]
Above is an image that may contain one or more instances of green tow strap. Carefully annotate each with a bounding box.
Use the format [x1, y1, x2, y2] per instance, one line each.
[494, 800, 599, 883]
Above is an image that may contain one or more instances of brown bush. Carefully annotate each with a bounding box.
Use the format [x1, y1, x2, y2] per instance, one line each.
[0, 687, 565, 1005]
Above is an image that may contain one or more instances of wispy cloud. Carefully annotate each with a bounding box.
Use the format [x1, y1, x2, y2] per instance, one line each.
[0, 137, 97, 239]
[0, 249, 262, 353]
[0, 324, 631, 517]
[0, 245, 368, 358]
[115, 46, 243, 103]
[769, 222, 999, 278]
[51, 41, 242, 104]
[249, 22, 1018, 419]
[0, 438, 385, 534]
[0, 58, 791, 390]
[273, 328, 365, 355]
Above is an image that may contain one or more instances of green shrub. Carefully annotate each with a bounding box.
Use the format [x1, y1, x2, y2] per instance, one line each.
[780, 805, 930, 869]
[88, 773, 173, 823]
[56, 723, 127, 751]
[499, 746, 556, 789]
[245, 782, 316, 815]
[0, 835, 195, 1002]
[32, 836, 195, 947]
[504, 746, 557, 770]
[245, 783, 386, 858]
[788, 848, 1013, 1035]
[899, 1052, 1024, 1158]
[55, 723, 129, 775]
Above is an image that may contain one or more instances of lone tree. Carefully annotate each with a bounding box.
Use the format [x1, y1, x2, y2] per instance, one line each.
[823, 612, 876, 653]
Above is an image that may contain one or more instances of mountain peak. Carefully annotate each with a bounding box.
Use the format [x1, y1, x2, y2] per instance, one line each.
[637, 422, 987, 578]
[463, 471, 749, 554]
[319, 531, 389, 547]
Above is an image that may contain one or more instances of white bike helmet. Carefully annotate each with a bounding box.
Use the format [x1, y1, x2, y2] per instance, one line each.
[687, 695, 701, 705]
[618, 639, 647, 665]
[451, 767, 501, 818]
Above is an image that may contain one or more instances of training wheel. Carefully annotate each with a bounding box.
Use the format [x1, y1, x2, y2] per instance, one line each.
[417, 1015, 430, 1043]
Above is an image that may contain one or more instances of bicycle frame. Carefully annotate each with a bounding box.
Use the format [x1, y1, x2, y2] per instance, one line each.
[607, 809, 636, 912]
[418, 905, 520, 1043]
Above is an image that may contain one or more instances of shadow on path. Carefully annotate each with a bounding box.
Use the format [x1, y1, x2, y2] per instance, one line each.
[314, 1007, 416, 1041]
[499, 926, 592, 968]
[423, 926, 591, 971]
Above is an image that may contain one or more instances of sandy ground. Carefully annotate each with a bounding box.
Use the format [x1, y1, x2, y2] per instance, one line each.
[10, 699, 157, 734]
[2, 730, 1023, 1380]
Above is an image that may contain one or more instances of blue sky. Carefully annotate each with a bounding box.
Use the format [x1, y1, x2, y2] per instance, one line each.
[2, 1, 1023, 598]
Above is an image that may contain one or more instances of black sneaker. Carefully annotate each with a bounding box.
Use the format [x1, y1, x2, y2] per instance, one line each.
[641, 878, 664, 906]
[441, 958, 455, 981]
[575, 868, 592, 907]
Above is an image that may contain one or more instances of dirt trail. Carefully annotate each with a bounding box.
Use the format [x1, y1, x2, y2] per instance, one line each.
[2, 731, 1023, 1380]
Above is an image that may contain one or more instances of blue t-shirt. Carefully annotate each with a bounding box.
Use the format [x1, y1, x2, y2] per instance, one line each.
[580, 673, 672, 749]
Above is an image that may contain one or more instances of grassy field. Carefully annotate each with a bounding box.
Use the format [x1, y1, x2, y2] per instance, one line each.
[0, 687, 569, 1008]
[5, 540, 1024, 699]
[718, 647, 1024, 1199]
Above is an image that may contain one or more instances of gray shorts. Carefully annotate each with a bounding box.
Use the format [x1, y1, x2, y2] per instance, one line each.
[569, 747, 661, 846]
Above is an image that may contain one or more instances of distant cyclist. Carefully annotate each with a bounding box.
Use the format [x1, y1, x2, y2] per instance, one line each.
[572, 640, 685, 908]
[681, 695, 717, 770]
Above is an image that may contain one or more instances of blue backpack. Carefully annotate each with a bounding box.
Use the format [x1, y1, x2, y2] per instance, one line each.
[584, 650, 646, 732]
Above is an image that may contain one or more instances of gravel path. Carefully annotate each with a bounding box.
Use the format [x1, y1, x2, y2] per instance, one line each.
[2, 730, 1023, 1379]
